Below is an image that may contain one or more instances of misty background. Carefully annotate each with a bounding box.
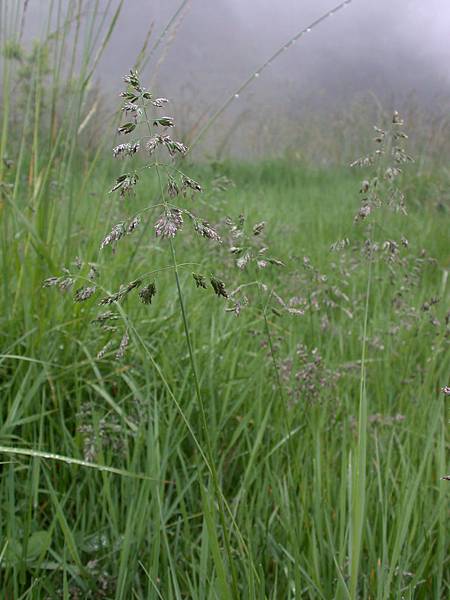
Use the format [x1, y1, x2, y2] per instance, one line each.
[22, 0, 450, 159]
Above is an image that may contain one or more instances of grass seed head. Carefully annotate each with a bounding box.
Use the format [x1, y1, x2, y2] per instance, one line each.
[73, 286, 96, 302]
[167, 175, 180, 197]
[193, 273, 208, 289]
[146, 135, 161, 155]
[153, 116, 174, 128]
[112, 142, 140, 158]
[253, 221, 266, 236]
[139, 282, 157, 304]
[115, 330, 130, 360]
[127, 216, 141, 234]
[154, 209, 183, 239]
[42, 276, 60, 288]
[193, 219, 221, 242]
[91, 311, 119, 324]
[109, 173, 139, 197]
[182, 176, 202, 193]
[99, 279, 142, 305]
[88, 264, 99, 280]
[100, 223, 125, 249]
[58, 277, 74, 292]
[152, 97, 169, 107]
[210, 276, 229, 298]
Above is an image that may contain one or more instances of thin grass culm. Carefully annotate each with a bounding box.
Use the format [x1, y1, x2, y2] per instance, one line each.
[104, 69, 240, 596]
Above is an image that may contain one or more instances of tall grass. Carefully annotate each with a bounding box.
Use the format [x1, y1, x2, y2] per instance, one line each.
[0, 2, 448, 599]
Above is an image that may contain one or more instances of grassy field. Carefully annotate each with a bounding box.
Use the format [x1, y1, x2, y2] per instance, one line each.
[1, 153, 449, 598]
[1, 2, 449, 599]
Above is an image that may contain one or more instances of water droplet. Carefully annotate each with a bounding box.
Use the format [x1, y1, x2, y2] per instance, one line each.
[234, 94, 239, 99]
[254, 72, 260, 78]
[306, 28, 312, 33]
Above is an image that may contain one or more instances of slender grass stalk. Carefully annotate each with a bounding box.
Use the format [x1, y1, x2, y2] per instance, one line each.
[154, 160, 240, 598]
[0, 446, 157, 480]
[260, 292, 297, 483]
[349, 229, 372, 598]
[141, 0, 191, 75]
[190, 0, 355, 149]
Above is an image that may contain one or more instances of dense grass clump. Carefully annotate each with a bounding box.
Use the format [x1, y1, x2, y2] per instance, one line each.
[1, 150, 448, 598]
[0, 2, 449, 599]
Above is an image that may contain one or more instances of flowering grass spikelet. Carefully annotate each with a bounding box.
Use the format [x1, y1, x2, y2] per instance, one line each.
[145, 135, 160, 155]
[167, 176, 180, 197]
[153, 116, 174, 128]
[99, 279, 142, 305]
[109, 173, 139, 197]
[96, 340, 114, 360]
[193, 273, 208, 289]
[115, 330, 130, 360]
[253, 221, 266, 236]
[100, 223, 125, 249]
[127, 216, 140, 234]
[74, 286, 96, 302]
[91, 311, 119, 324]
[139, 282, 157, 305]
[58, 277, 74, 292]
[112, 142, 140, 158]
[182, 176, 202, 193]
[193, 218, 221, 242]
[210, 276, 228, 299]
[154, 209, 183, 239]
[236, 252, 251, 270]
[151, 97, 169, 107]
[42, 276, 59, 288]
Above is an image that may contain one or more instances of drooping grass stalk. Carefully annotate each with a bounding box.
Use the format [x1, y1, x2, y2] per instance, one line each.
[190, 0, 355, 149]
[0, 445, 157, 480]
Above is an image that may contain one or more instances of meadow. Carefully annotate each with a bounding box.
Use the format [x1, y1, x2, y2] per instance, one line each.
[0, 2, 449, 599]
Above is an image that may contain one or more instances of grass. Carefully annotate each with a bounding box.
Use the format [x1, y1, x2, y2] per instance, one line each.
[0, 2, 449, 599]
[0, 156, 448, 598]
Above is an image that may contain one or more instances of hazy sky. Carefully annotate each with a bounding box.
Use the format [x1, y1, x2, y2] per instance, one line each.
[92, 0, 450, 101]
[21, 0, 450, 155]
[23, 0, 450, 102]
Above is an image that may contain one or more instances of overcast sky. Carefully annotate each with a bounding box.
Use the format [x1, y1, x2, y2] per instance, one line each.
[21, 0, 450, 155]
[24, 0, 450, 103]
[92, 0, 450, 103]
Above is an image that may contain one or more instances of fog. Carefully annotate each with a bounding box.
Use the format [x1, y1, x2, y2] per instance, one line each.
[94, 0, 450, 102]
[24, 0, 450, 99]
[22, 0, 450, 156]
